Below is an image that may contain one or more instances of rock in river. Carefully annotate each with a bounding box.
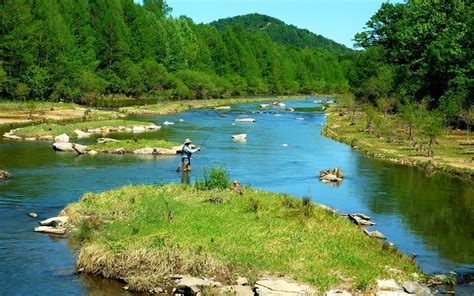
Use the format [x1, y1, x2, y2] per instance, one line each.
[364, 229, 386, 239]
[235, 118, 256, 123]
[232, 134, 247, 141]
[39, 216, 68, 227]
[1, 170, 11, 180]
[34, 226, 66, 235]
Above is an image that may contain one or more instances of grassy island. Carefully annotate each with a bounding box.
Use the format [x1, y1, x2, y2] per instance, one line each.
[89, 139, 180, 153]
[63, 170, 420, 293]
[11, 120, 153, 139]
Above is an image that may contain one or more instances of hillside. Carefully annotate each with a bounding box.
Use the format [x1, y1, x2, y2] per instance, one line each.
[211, 13, 352, 54]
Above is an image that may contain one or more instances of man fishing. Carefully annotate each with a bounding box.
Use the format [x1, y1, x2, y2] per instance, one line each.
[177, 138, 200, 172]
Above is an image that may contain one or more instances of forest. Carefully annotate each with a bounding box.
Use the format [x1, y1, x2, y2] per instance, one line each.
[0, 0, 472, 129]
[0, 0, 351, 104]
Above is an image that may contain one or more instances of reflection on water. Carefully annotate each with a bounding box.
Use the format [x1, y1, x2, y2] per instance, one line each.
[0, 98, 472, 295]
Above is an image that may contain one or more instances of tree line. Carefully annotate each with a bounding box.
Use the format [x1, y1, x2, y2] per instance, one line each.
[349, 0, 473, 131]
[0, 0, 351, 104]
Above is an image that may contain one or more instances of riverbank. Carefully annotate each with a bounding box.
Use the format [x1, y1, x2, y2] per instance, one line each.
[0, 100, 122, 126]
[0, 96, 307, 127]
[322, 104, 474, 179]
[61, 177, 421, 294]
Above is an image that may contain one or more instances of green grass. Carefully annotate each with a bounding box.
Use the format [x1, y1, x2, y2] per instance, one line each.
[64, 183, 420, 293]
[89, 139, 180, 153]
[0, 100, 79, 111]
[13, 120, 151, 138]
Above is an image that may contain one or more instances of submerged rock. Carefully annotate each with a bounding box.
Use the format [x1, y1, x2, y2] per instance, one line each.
[163, 121, 174, 126]
[54, 133, 70, 143]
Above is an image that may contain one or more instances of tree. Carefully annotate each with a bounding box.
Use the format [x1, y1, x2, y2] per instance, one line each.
[399, 101, 421, 143]
[419, 111, 444, 157]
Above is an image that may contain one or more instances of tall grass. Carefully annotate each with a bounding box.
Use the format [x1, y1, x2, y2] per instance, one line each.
[194, 167, 230, 191]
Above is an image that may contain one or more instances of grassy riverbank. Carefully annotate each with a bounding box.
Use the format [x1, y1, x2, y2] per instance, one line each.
[63, 179, 420, 293]
[89, 139, 180, 153]
[11, 120, 151, 139]
[0, 100, 121, 126]
[323, 103, 474, 179]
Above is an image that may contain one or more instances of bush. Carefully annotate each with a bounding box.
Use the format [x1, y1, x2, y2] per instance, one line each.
[194, 167, 230, 191]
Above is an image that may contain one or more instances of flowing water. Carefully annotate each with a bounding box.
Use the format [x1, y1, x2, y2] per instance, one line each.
[0, 99, 472, 295]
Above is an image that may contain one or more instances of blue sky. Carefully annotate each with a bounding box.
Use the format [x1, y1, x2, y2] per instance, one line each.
[163, 0, 400, 48]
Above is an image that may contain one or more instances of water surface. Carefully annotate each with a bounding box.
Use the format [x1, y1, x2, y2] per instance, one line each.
[0, 99, 472, 295]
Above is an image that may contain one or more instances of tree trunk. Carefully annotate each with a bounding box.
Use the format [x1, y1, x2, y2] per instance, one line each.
[427, 138, 435, 157]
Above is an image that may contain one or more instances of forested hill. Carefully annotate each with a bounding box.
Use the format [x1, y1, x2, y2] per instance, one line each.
[0, 0, 350, 103]
[211, 13, 352, 54]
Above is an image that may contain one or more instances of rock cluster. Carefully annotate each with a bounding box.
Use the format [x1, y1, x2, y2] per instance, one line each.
[0, 170, 11, 181]
[319, 168, 344, 183]
[33, 216, 69, 235]
[375, 279, 431, 296]
[3, 124, 161, 141]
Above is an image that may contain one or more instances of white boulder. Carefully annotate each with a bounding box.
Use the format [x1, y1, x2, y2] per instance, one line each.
[39, 216, 69, 227]
[132, 126, 146, 133]
[54, 133, 70, 143]
[53, 142, 74, 152]
[235, 118, 256, 123]
[232, 134, 247, 141]
[34, 226, 66, 235]
[74, 129, 91, 139]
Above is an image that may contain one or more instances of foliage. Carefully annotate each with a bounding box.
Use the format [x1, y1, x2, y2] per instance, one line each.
[195, 167, 230, 191]
[352, 0, 473, 127]
[0, 2, 350, 103]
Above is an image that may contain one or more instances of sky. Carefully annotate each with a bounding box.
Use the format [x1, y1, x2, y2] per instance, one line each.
[163, 0, 400, 49]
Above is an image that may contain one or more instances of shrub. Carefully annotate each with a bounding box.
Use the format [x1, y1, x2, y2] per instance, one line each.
[195, 167, 229, 191]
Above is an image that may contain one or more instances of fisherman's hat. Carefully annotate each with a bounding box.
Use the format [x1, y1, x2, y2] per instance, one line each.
[184, 138, 192, 144]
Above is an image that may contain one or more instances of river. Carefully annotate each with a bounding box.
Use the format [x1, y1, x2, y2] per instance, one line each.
[0, 98, 472, 295]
